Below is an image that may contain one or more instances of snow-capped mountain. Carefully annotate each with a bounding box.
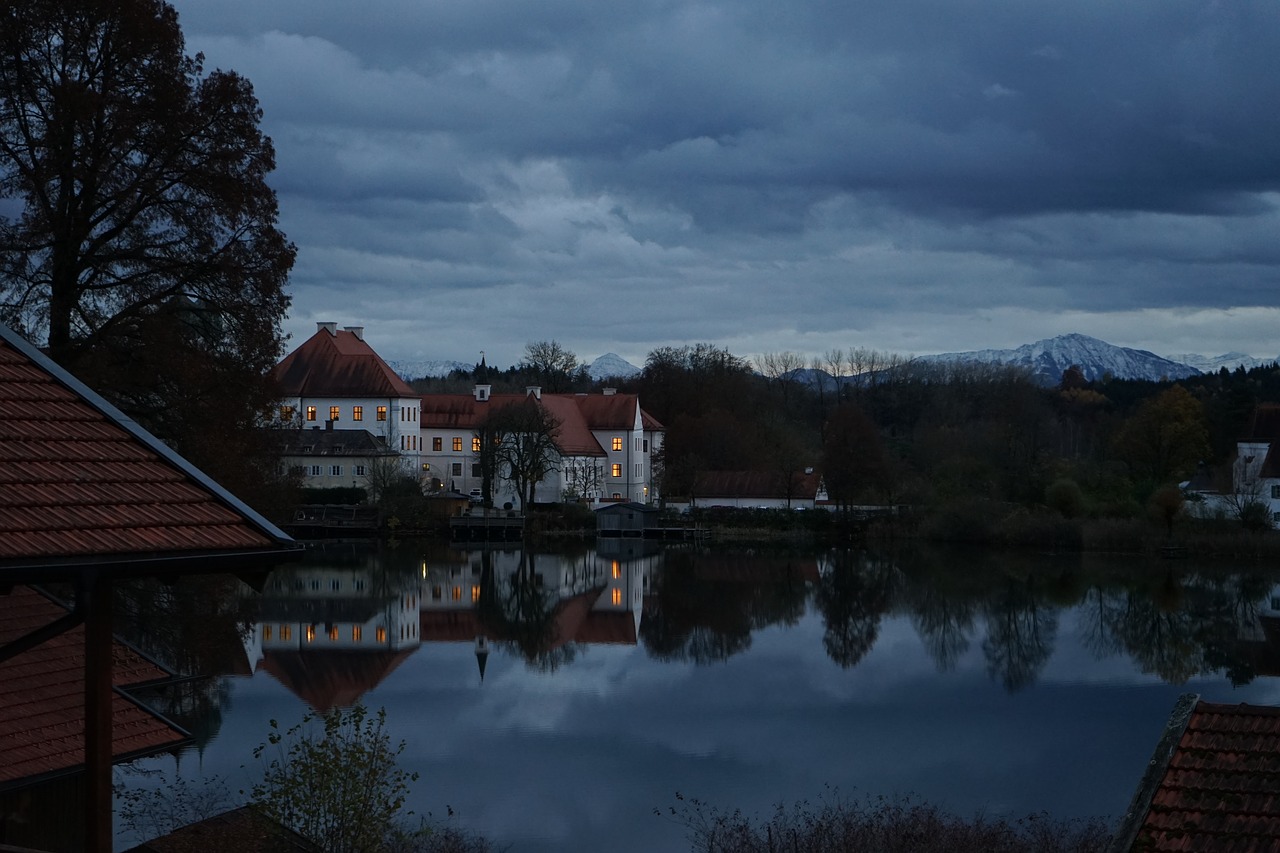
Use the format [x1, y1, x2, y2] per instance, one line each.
[1163, 351, 1277, 374]
[386, 359, 472, 381]
[587, 353, 641, 381]
[919, 333, 1201, 385]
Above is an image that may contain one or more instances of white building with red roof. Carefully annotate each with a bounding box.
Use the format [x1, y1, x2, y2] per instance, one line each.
[269, 322, 426, 486]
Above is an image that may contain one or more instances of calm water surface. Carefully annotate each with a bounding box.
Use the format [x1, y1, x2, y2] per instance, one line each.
[115, 542, 1280, 851]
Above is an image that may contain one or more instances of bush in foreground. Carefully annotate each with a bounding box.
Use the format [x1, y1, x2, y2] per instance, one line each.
[662, 790, 1112, 853]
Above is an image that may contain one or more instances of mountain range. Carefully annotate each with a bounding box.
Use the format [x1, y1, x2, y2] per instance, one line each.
[386, 335, 1275, 387]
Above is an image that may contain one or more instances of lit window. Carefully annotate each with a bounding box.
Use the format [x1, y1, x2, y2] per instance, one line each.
[353, 406, 363, 421]
[612, 463, 622, 478]
[612, 588, 622, 606]
[306, 406, 317, 421]
[331, 465, 342, 476]
[473, 436, 482, 452]
[452, 586, 462, 601]
[433, 437, 442, 451]
[453, 437, 463, 452]
[263, 625, 273, 641]
[353, 625, 363, 642]
[376, 626, 387, 643]
[471, 585, 480, 602]
[612, 437, 623, 451]
[329, 626, 339, 641]
[612, 492, 622, 499]
[451, 463, 462, 476]
[306, 625, 315, 643]
[281, 625, 292, 641]
[329, 406, 340, 421]
[280, 405, 294, 421]
[377, 405, 387, 421]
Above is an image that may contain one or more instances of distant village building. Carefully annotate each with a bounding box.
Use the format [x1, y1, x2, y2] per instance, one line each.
[667, 469, 827, 511]
[270, 323, 665, 507]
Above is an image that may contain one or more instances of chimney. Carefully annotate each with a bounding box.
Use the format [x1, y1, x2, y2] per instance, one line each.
[474, 384, 491, 402]
[317, 321, 337, 335]
[526, 386, 542, 400]
[344, 325, 364, 341]
[602, 387, 617, 396]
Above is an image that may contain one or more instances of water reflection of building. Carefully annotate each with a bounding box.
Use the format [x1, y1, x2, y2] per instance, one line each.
[253, 565, 421, 710]
[419, 549, 656, 660]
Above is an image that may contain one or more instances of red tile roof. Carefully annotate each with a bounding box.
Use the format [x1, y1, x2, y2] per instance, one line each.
[258, 649, 414, 712]
[0, 587, 187, 788]
[419, 390, 656, 458]
[0, 326, 294, 569]
[270, 327, 416, 399]
[1115, 695, 1280, 852]
[122, 805, 321, 852]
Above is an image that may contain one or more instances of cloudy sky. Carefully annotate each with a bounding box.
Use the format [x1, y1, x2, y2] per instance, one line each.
[169, 0, 1280, 368]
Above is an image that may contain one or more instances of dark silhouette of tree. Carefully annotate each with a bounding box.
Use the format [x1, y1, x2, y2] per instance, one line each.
[1112, 385, 1210, 489]
[823, 402, 891, 512]
[814, 552, 897, 669]
[520, 340, 584, 393]
[981, 580, 1057, 692]
[484, 397, 561, 509]
[0, 0, 293, 506]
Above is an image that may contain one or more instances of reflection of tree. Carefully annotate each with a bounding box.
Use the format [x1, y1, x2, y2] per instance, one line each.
[476, 551, 579, 672]
[907, 584, 976, 673]
[639, 553, 756, 664]
[981, 580, 1057, 692]
[814, 552, 897, 669]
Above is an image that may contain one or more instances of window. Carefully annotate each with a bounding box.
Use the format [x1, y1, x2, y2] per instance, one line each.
[352, 625, 363, 642]
[473, 436, 482, 452]
[329, 626, 339, 641]
[305, 625, 315, 643]
[263, 625, 272, 641]
[634, 463, 643, 478]
[612, 437, 623, 451]
[306, 406, 317, 421]
[611, 463, 622, 478]
[331, 465, 342, 476]
[355, 465, 366, 476]
[452, 463, 462, 476]
[377, 405, 387, 421]
[612, 588, 622, 606]
[472, 585, 480, 603]
[309, 465, 322, 476]
[353, 406, 363, 421]
[376, 626, 387, 643]
[280, 405, 294, 421]
[472, 464, 481, 477]
[635, 438, 642, 452]
[1271, 485, 1280, 499]
[452, 586, 462, 601]
[612, 561, 621, 579]
[329, 405, 340, 422]
[643, 439, 649, 452]
[280, 625, 292, 641]
[330, 579, 341, 591]
[433, 437, 442, 451]
[432, 586, 442, 600]
[453, 437, 463, 452]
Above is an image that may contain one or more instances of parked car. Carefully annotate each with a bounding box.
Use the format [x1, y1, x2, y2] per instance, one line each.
[468, 488, 484, 504]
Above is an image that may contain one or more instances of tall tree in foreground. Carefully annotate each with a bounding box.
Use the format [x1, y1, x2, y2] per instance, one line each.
[0, 0, 293, 502]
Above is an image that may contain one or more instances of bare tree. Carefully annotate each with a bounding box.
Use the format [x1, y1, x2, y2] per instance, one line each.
[520, 340, 581, 392]
[488, 398, 562, 509]
[561, 457, 603, 502]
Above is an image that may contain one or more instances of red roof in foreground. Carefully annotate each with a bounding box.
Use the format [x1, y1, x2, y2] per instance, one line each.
[0, 327, 290, 565]
[0, 587, 187, 787]
[1115, 695, 1280, 852]
[123, 805, 320, 853]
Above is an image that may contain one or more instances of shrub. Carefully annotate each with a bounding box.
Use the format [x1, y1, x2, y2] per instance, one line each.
[1044, 478, 1087, 519]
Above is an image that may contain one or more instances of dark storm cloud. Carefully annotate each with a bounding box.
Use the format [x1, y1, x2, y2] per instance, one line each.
[170, 0, 1280, 364]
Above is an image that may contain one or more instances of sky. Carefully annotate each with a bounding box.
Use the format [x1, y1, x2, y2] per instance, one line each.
[168, 0, 1280, 368]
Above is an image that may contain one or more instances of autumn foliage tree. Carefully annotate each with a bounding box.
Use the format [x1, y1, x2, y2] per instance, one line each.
[1111, 385, 1211, 490]
[0, 0, 293, 505]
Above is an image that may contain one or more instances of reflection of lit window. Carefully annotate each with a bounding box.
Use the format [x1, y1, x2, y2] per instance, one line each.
[376, 626, 387, 643]
[432, 586, 442, 600]
[281, 625, 292, 641]
[612, 588, 622, 606]
[612, 561, 620, 579]
[612, 437, 623, 451]
[263, 625, 272, 641]
[452, 586, 462, 601]
[353, 625, 362, 642]
[329, 626, 339, 641]
[472, 585, 480, 602]
[306, 625, 315, 643]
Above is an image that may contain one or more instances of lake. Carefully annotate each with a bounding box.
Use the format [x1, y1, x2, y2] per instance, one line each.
[113, 541, 1280, 851]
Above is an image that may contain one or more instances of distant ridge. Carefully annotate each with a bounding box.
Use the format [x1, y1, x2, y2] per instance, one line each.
[386, 353, 642, 382]
[918, 333, 1201, 385]
[587, 353, 641, 381]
